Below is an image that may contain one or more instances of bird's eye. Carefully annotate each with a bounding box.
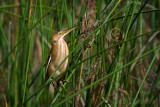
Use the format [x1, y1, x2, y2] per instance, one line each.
[58, 32, 62, 35]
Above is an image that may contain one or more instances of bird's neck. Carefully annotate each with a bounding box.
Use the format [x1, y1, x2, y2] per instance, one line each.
[51, 38, 64, 53]
[52, 38, 61, 46]
[51, 38, 68, 64]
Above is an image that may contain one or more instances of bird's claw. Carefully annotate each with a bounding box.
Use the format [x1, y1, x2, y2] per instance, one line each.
[59, 81, 67, 92]
[51, 80, 57, 87]
[63, 80, 69, 83]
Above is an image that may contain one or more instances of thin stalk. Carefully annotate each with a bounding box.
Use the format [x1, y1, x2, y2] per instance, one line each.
[114, 1, 138, 106]
[22, 0, 32, 103]
[55, 46, 160, 107]
[131, 49, 160, 107]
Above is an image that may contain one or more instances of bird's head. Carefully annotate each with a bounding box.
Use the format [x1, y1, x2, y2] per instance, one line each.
[51, 26, 78, 43]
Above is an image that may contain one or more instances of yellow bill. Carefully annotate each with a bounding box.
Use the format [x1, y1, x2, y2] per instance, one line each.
[61, 26, 78, 38]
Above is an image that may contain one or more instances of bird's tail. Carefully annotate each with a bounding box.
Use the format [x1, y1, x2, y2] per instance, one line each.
[45, 73, 50, 89]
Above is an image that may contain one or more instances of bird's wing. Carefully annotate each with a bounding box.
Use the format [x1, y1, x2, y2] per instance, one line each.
[45, 54, 52, 89]
[46, 54, 51, 72]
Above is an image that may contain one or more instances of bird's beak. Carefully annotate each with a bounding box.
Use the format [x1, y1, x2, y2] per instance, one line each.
[61, 26, 78, 38]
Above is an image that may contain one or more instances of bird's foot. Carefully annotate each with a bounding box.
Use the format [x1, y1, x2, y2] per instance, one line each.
[59, 81, 67, 92]
[63, 80, 69, 83]
[51, 80, 57, 87]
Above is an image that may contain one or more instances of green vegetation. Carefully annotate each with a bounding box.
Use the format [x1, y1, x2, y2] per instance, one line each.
[0, 0, 160, 106]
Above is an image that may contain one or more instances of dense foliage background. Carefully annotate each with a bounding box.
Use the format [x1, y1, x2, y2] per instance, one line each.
[0, 0, 160, 106]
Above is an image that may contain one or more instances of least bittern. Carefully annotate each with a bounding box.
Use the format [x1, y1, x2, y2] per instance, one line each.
[46, 26, 77, 89]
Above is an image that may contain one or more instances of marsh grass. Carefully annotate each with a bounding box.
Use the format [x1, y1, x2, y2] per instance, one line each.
[0, 0, 160, 106]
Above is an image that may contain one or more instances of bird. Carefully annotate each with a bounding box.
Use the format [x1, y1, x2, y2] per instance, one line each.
[45, 26, 77, 89]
